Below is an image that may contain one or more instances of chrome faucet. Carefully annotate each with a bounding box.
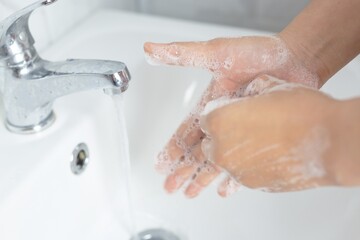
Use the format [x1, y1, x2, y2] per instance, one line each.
[0, 0, 131, 134]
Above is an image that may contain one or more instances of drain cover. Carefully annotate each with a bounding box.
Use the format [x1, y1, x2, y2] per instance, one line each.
[130, 228, 180, 240]
[70, 143, 89, 175]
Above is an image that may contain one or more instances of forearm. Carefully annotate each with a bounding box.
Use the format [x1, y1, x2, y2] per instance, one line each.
[279, 0, 360, 87]
[329, 98, 360, 186]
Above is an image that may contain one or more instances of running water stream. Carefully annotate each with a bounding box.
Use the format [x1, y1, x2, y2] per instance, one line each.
[112, 94, 181, 240]
[111, 94, 137, 237]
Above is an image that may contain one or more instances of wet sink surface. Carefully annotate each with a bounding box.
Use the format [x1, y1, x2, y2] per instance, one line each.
[0, 10, 360, 240]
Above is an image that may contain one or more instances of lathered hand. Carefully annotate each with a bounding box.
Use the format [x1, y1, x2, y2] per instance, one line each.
[201, 75, 360, 192]
[144, 36, 320, 197]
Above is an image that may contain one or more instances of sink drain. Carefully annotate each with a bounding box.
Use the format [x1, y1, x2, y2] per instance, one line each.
[70, 143, 89, 175]
[130, 228, 180, 240]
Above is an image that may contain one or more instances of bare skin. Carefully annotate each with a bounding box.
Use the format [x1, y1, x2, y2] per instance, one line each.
[201, 75, 360, 192]
[279, 0, 360, 86]
[143, 0, 360, 197]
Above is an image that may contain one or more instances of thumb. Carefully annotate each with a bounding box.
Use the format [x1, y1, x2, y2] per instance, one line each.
[198, 76, 281, 134]
[244, 74, 295, 96]
[199, 96, 243, 137]
[144, 41, 220, 70]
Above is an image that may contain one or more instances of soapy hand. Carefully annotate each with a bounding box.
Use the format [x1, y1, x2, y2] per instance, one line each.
[144, 36, 320, 197]
[201, 75, 338, 192]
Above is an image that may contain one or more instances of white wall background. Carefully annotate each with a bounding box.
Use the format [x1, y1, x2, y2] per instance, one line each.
[0, 0, 101, 51]
[103, 0, 310, 32]
[0, 0, 310, 51]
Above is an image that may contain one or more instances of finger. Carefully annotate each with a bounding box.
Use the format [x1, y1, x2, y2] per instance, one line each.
[164, 165, 195, 193]
[184, 165, 220, 198]
[144, 41, 219, 70]
[156, 118, 204, 175]
[184, 143, 221, 198]
[163, 142, 206, 193]
[156, 78, 236, 174]
[217, 176, 241, 198]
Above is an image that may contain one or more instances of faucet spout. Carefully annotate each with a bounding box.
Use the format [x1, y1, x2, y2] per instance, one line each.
[3, 58, 131, 134]
[44, 59, 131, 97]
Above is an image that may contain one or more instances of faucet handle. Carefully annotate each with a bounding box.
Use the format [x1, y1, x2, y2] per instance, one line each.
[0, 0, 57, 64]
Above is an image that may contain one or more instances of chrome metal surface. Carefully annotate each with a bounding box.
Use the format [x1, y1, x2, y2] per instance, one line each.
[0, 1, 131, 134]
[43, 0, 58, 6]
[71, 143, 90, 175]
[5, 110, 55, 134]
[131, 229, 181, 240]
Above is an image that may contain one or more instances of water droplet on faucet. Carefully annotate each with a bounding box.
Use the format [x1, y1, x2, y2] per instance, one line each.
[7, 35, 14, 45]
[19, 32, 27, 41]
[42, 0, 57, 6]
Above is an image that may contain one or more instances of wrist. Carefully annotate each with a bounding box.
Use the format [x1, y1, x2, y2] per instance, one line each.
[278, 30, 329, 87]
[278, 0, 360, 88]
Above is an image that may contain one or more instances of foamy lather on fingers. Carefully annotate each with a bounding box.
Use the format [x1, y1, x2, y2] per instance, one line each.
[156, 78, 245, 175]
[150, 36, 321, 196]
[201, 75, 304, 117]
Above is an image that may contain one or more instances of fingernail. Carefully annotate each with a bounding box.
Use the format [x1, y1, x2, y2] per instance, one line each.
[143, 42, 154, 54]
[185, 183, 201, 198]
[144, 42, 167, 55]
[164, 174, 186, 193]
[200, 137, 211, 157]
[144, 43, 164, 66]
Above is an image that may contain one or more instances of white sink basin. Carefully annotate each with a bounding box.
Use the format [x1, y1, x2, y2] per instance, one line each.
[1, 9, 360, 240]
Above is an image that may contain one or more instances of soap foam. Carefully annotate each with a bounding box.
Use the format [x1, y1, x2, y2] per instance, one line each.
[218, 177, 241, 197]
[288, 126, 330, 180]
[250, 126, 330, 191]
[156, 133, 204, 175]
[244, 75, 307, 96]
[144, 52, 164, 66]
[156, 77, 241, 176]
[202, 97, 244, 116]
[223, 57, 234, 70]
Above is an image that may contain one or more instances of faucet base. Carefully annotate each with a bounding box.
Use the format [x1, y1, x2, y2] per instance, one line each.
[6, 111, 56, 134]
